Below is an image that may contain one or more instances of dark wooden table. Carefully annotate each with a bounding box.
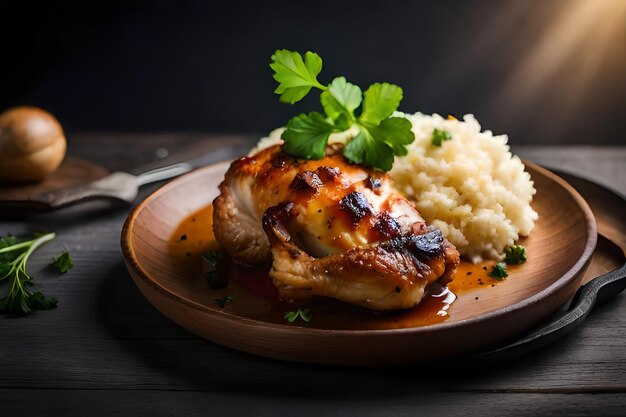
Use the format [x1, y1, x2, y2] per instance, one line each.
[1, 135, 625, 416]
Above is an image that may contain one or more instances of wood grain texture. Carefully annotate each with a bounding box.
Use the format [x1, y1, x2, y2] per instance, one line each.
[1, 390, 625, 417]
[0, 134, 624, 415]
[0, 157, 108, 201]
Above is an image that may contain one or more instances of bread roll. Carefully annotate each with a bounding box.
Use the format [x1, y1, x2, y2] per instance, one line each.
[0, 106, 67, 182]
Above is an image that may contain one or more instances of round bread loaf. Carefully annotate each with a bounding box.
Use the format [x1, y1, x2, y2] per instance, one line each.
[0, 106, 67, 182]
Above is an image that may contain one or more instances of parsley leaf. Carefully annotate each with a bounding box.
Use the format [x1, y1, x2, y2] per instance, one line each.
[281, 112, 336, 159]
[215, 294, 236, 308]
[270, 50, 326, 104]
[504, 245, 527, 265]
[359, 82, 404, 126]
[369, 117, 415, 157]
[0, 232, 58, 315]
[321, 76, 362, 123]
[203, 249, 228, 289]
[344, 128, 395, 172]
[52, 250, 73, 273]
[488, 262, 509, 280]
[271, 49, 415, 171]
[202, 250, 223, 267]
[25, 291, 58, 311]
[431, 128, 452, 146]
[284, 308, 312, 323]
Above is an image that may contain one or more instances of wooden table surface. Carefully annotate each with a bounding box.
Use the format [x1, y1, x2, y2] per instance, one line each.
[1, 134, 625, 416]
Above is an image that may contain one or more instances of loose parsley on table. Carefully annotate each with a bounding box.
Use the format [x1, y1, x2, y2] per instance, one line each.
[270, 49, 415, 171]
[52, 250, 73, 273]
[284, 308, 312, 323]
[488, 262, 509, 280]
[0, 232, 58, 314]
[504, 245, 527, 265]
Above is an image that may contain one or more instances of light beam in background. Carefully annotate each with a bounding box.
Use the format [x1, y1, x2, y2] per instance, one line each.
[490, 0, 626, 139]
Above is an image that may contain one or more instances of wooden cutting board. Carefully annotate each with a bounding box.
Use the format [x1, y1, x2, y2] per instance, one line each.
[0, 157, 109, 202]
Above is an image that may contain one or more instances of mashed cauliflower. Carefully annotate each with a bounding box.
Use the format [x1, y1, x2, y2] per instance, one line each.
[252, 113, 538, 263]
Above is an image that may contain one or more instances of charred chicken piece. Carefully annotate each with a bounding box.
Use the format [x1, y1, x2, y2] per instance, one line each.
[213, 144, 459, 310]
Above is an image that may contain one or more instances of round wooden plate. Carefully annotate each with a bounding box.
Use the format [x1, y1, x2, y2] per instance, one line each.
[121, 160, 596, 365]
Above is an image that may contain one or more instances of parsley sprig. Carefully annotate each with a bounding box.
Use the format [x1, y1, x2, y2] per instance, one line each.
[203, 249, 228, 289]
[504, 245, 527, 265]
[431, 128, 452, 147]
[215, 294, 236, 308]
[284, 308, 312, 323]
[0, 233, 58, 314]
[52, 250, 73, 273]
[488, 262, 509, 280]
[271, 49, 415, 171]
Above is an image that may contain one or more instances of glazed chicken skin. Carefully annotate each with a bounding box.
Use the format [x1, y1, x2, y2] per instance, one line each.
[213, 144, 459, 310]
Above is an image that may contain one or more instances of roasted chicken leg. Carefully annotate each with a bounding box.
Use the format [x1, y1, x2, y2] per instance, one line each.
[213, 144, 459, 310]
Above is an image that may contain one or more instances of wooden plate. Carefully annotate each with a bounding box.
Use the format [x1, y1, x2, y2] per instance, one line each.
[121, 160, 596, 365]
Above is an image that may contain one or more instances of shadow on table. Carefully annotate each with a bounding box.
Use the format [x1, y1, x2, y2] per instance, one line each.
[96, 261, 603, 399]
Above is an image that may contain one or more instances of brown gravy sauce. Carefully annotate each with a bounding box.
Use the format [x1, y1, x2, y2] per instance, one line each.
[169, 204, 511, 330]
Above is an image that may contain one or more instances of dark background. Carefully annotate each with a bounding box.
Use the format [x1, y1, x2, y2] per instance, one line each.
[2, 0, 624, 145]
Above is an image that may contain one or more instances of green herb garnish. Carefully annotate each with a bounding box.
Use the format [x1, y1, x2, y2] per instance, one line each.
[488, 262, 509, 280]
[284, 308, 312, 323]
[215, 294, 236, 308]
[271, 49, 415, 171]
[431, 128, 452, 147]
[203, 249, 228, 289]
[52, 250, 73, 273]
[202, 250, 223, 267]
[504, 245, 527, 265]
[0, 233, 58, 314]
